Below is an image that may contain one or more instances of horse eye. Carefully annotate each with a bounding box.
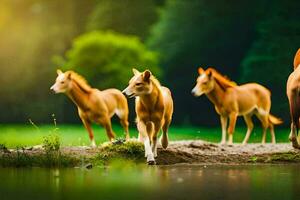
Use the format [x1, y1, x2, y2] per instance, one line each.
[136, 83, 142, 86]
[61, 81, 65, 84]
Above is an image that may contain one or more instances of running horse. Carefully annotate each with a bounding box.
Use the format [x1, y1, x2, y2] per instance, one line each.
[287, 48, 300, 149]
[50, 69, 130, 147]
[192, 67, 282, 145]
[123, 69, 173, 164]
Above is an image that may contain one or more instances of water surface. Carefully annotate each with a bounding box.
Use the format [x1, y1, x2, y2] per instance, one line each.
[0, 164, 299, 200]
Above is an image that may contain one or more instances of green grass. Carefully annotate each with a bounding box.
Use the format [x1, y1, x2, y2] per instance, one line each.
[0, 124, 290, 148]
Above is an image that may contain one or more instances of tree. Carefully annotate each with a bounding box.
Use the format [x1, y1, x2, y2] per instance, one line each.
[63, 31, 160, 90]
[86, 0, 163, 40]
[0, 0, 96, 123]
[148, 0, 260, 125]
[240, 0, 300, 122]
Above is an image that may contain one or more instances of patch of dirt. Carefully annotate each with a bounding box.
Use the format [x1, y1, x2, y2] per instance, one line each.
[156, 140, 300, 165]
[56, 140, 300, 164]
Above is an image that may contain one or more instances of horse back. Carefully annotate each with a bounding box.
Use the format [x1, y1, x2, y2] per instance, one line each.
[287, 68, 300, 130]
[98, 88, 128, 114]
[294, 48, 300, 70]
[234, 83, 271, 110]
[161, 86, 174, 120]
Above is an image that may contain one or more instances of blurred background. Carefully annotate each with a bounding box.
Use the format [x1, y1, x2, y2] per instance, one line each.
[0, 0, 299, 127]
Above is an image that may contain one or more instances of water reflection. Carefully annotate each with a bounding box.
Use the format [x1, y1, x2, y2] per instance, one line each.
[0, 164, 299, 200]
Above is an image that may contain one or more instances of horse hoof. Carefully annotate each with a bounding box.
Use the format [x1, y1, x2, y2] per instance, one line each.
[147, 160, 156, 165]
[289, 136, 296, 142]
[291, 141, 300, 149]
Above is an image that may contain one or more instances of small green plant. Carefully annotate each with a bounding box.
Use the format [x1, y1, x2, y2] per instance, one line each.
[250, 156, 258, 162]
[42, 114, 61, 152]
[0, 144, 7, 150]
[42, 133, 60, 152]
[0, 144, 9, 153]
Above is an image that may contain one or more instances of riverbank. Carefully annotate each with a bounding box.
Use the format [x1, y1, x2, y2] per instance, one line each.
[0, 140, 300, 167]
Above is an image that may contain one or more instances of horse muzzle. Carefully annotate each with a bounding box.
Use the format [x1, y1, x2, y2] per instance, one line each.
[122, 88, 136, 98]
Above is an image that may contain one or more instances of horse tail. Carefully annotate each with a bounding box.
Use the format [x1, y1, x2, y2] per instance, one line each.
[268, 114, 283, 125]
[290, 90, 300, 133]
[293, 48, 300, 70]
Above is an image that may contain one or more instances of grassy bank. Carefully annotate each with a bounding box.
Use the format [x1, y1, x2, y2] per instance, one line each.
[1, 141, 300, 168]
[0, 124, 290, 148]
[0, 141, 145, 167]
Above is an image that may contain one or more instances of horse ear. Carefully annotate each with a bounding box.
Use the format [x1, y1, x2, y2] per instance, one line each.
[207, 70, 212, 78]
[67, 72, 72, 80]
[132, 68, 140, 75]
[198, 67, 204, 75]
[143, 70, 152, 82]
[57, 69, 63, 75]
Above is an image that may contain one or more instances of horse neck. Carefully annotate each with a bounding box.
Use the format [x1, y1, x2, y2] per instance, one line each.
[206, 80, 226, 107]
[139, 82, 162, 109]
[67, 80, 91, 110]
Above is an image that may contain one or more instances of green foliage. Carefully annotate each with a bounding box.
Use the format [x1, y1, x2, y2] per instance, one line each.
[240, 0, 300, 119]
[0, 0, 96, 123]
[0, 144, 8, 153]
[93, 141, 145, 165]
[63, 31, 160, 89]
[42, 133, 60, 152]
[87, 0, 161, 40]
[148, 0, 261, 125]
[0, 150, 80, 167]
[0, 0, 300, 126]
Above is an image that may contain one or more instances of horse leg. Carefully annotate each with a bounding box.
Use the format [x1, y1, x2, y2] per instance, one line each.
[116, 110, 130, 141]
[227, 113, 237, 145]
[256, 113, 268, 144]
[152, 122, 163, 158]
[152, 134, 158, 158]
[100, 117, 116, 142]
[120, 119, 130, 141]
[289, 123, 300, 148]
[220, 116, 228, 145]
[242, 114, 254, 145]
[137, 121, 155, 164]
[161, 117, 171, 149]
[81, 118, 96, 147]
[116, 109, 130, 141]
[269, 123, 276, 144]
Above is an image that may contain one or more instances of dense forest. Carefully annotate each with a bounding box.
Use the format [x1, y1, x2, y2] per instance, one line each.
[0, 0, 299, 126]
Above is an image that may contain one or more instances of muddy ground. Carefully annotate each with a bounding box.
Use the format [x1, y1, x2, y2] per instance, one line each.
[1, 140, 300, 167]
[67, 140, 300, 165]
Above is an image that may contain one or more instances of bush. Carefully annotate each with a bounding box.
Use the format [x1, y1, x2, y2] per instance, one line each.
[62, 31, 160, 89]
[42, 133, 60, 152]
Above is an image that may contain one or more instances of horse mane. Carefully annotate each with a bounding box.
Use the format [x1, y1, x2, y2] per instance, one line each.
[293, 48, 300, 70]
[66, 71, 92, 93]
[150, 75, 162, 89]
[207, 68, 237, 90]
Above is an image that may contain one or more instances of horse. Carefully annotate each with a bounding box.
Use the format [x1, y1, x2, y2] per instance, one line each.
[50, 69, 130, 147]
[122, 69, 173, 164]
[287, 48, 300, 149]
[192, 67, 282, 145]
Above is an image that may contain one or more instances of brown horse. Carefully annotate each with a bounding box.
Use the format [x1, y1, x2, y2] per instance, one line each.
[50, 69, 130, 147]
[192, 67, 282, 145]
[287, 48, 300, 149]
[123, 69, 173, 164]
